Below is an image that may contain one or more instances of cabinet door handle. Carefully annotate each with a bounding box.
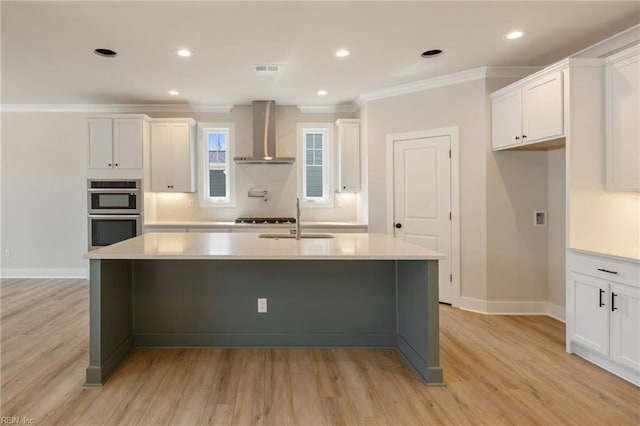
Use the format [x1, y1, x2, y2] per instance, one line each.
[611, 292, 618, 312]
[515, 136, 520, 140]
[597, 268, 618, 275]
[395, 223, 402, 229]
[115, 163, 119, 167]
[108, 163, 112, 167]
[599, 289, 605, 307]
[522, 135, 527, 138]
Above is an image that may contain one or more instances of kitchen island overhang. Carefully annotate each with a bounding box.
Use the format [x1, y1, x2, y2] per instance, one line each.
[85, 232, 444, 386]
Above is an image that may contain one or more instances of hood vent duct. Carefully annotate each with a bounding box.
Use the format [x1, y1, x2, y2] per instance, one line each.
[233, 100, 295, 164]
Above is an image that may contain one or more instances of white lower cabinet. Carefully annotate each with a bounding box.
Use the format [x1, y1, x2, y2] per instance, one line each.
[567, 250, 640, 385]
[570, 273, 609, 356]
[610, 283, 640, 371]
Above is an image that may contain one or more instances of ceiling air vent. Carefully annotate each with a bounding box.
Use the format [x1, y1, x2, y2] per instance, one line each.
[254, 64, 281, 74]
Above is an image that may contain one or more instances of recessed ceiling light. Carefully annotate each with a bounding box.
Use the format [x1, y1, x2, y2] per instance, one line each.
[421, 49, 443, 58]
[169, 90, 179, 96]
[335, 49, 350, 57]
[177, 49, 193, 57]
[506, 31, 524, 40]
[317, 90, 327, 96]
[94, 48, 117, 58]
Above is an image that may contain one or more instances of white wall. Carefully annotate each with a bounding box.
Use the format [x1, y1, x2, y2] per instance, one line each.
[0, 107, 359, 277]
[547, 148, 566, 320]
[1, 112, 88, 277]
[365, 80, 490, 302]
[148, 106, 360, 222]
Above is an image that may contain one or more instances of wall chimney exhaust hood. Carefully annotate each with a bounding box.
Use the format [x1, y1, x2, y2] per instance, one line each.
[234, 100, 295, 164]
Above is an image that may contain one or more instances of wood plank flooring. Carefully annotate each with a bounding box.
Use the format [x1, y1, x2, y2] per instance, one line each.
[1, 278, 638, 425]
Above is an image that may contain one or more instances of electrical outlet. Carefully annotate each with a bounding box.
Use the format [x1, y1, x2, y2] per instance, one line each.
[258, 298, 267, 313]
[188, 199, 195, 208]
[4, 249, 11, 258]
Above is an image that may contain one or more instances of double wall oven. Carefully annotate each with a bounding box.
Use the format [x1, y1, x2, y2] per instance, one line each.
[88, 179, 141, 250]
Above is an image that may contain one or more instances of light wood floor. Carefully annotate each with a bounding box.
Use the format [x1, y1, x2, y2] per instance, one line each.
[1, 278, 638, 425]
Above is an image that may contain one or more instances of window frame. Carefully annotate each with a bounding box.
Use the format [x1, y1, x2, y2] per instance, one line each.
[197, 122, 236, 207]
[296, 122, 335, 208]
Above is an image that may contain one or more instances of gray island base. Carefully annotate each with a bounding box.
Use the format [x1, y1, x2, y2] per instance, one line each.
[85, 233, 444, 386]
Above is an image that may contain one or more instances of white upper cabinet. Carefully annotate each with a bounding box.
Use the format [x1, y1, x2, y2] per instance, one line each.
[87, 117, 145, 169]
[336, 119, 361, 192]
[491, 90, 523, 149]
[522, 72, 564, 143]
[491, 68, 564, 151]
[606, 45, 640, 192]
[150, 119, 196, 192]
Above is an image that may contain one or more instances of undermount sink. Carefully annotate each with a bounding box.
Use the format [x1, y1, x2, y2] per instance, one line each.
[259, 233, 335, 239]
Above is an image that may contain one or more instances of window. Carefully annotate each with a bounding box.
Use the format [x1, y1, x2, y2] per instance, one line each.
[198, 123, 235, 206]
[297, 123, 334, 207]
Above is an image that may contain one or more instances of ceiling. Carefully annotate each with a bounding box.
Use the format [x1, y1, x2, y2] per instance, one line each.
[2, 1, 638, 107]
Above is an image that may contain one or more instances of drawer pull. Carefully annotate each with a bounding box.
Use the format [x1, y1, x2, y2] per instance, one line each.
[611, 292, 618, 312]
[597, 268, 618, 275]
[599, 289, 605, 307]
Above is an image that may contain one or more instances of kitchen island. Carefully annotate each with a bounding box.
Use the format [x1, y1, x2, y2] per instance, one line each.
[85, 232, 444, 386]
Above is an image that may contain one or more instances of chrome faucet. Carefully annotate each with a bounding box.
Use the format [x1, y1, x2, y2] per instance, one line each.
[295, 197, 301, 240]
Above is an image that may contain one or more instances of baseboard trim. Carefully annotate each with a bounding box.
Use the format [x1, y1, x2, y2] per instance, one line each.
[0, 268, 88, 279]
[459, 297, 565, 321]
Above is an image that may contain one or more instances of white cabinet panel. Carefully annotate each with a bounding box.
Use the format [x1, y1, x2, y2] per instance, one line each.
[611, 283, 640, 371]
[606, 46, 640, 191]
[88, 117, 143, 169]
[491, 69, 565, 151]
[88, 119, 113, 169]
[113, 119, 143, 169]
[491, 90, 523, 150]
[522, 71, 564, 143]
[336, 119, 361, 192]
[150, 120, 196, 193]
[571, 272, 609, 356]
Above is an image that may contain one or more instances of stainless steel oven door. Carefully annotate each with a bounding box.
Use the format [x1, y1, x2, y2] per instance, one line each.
[88, 188, 140, 214]
[88, 214, 141, 250]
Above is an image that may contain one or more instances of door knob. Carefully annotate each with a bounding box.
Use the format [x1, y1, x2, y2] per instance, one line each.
[395, 223, 402, 229]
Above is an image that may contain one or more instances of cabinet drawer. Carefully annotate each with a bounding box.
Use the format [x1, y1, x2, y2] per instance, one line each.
[569, 251, 639, 288]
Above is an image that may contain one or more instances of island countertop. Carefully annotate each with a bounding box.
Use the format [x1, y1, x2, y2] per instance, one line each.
[86, 232, 443, 260]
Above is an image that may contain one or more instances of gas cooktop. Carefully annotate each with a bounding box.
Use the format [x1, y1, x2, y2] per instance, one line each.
[234, 217, 296, 224]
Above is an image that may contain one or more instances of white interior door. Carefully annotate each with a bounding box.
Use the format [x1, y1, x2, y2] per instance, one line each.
[393, 135, 452, 303]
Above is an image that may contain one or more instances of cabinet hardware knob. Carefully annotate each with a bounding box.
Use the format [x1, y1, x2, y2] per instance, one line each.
[611, 292, 618, 312]
[115, 163, 118, 167]
[597, 268, 618, 275]
[522, 135, 527, 138]
[108, 163, 112, 167]
[515, 136, 520, 140]
[395, 223, 402, 229]
[599, 289, 605, 307]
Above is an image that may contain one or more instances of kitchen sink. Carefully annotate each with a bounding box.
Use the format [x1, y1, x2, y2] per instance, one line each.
[258, 233, 335, 239]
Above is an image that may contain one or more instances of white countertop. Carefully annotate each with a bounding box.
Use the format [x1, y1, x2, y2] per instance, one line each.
[86, 232, 443, 260]
[144, 221, 368, 229]
[569, 246, 640, 263]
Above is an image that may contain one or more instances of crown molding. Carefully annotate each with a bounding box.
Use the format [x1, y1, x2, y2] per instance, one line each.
[485, 66, 541, 79]
[356, 65, 547, 105]
[297, 104, 359, 114]
[357, 67, 489, 104]
[0, 104, 234, 113]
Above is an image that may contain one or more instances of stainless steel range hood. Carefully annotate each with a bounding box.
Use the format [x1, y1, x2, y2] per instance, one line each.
[233, 100, 295, 164]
